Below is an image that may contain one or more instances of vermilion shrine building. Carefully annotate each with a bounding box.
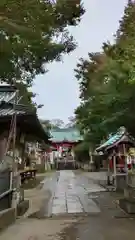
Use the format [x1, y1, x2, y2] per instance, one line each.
[50, 127, 82, 153]
[49, 127, 82, 169]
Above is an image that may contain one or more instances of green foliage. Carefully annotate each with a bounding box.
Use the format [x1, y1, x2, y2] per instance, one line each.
[40, 118, 77, 131]
[75, 0, 135, 147]
[40, 119, 52, 134]
[40, 118, 65, 133]
[65, 116, 76, 128]
[0, 0, 85, 85]
[73, 141, 89, 152]
[73, 141, 90, 163]
[50, 119, 64, 128]
[15, 82, 36, 108]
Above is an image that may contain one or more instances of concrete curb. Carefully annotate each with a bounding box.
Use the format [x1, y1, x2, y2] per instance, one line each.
[17, 200, 29, 217]
[0, 208, 15, 232]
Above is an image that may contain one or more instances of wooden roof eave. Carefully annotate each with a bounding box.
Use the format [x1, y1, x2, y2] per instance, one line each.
[51, 140, 82, 144]
[0, 112, 49, 143]
[19, 114, 49, 143]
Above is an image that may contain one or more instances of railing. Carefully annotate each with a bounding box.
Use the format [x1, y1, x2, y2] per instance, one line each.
[0, 169, 12, 211]
[0, 167, 37, 212]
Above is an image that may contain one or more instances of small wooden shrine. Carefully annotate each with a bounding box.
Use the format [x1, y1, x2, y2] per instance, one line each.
[96, 127, 135, 191]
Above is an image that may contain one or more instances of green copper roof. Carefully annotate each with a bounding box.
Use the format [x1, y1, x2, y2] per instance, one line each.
[96, 132, 123, 152]
[50, 128, 83, 142]
[96, 127, 135, 152]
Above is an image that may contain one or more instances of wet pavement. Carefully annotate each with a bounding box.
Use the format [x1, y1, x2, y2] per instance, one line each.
[58, 187, 135, 240]
[44, 170, 105, 216]
[1, 170, 135, 240]
[42, 170, 135, 239]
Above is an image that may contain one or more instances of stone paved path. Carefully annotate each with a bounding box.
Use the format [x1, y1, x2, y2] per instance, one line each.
[51, 170, 105, 215]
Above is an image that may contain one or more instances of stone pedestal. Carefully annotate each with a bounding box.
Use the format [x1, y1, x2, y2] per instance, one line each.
[124, 185, 135, 199]
[17, 200, 29, 216]
[88, 162, 95, 172]
[119, 198, 135, 214]
[116, 175, 127, 192]
[119, 185, 135, 214]
[0, 208, 15, 232]
[128, 174, 135, 187]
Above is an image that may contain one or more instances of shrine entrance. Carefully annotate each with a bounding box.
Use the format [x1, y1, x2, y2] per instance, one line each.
[50, 128, 82, 170]
[55, 143, 76, 170]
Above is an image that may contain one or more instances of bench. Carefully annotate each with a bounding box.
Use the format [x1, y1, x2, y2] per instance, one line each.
[20, 169, 37, 184]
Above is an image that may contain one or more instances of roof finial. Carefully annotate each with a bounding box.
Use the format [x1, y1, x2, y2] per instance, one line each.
[119, 126, 126, 134]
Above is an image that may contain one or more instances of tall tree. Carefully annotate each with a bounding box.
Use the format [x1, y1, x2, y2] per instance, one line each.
[40, 118, 64, 132]
[75, 0, 135, 146]
[40, 119, 52, 133]
[75, 52, 109, 146]
[0, 0, 85, 85]
[65, 116, 76, 128]
[101, 0, 135, 136]
[50, 119, 64, 128]
[15, 82, 36, 107]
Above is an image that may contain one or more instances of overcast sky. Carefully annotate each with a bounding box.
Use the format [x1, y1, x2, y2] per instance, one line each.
[32, 0, 127, 123]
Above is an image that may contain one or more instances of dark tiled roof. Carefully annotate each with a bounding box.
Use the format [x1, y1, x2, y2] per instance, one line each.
[0, 101, 35, 117]
[0, 85, 49, 141]
[0, 85, 16, 104]
[0, 107, 23, 116]
[0, 85, 35, 117]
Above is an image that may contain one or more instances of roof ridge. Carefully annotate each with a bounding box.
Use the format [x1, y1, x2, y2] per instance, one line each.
[96, 127, 133, 152]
